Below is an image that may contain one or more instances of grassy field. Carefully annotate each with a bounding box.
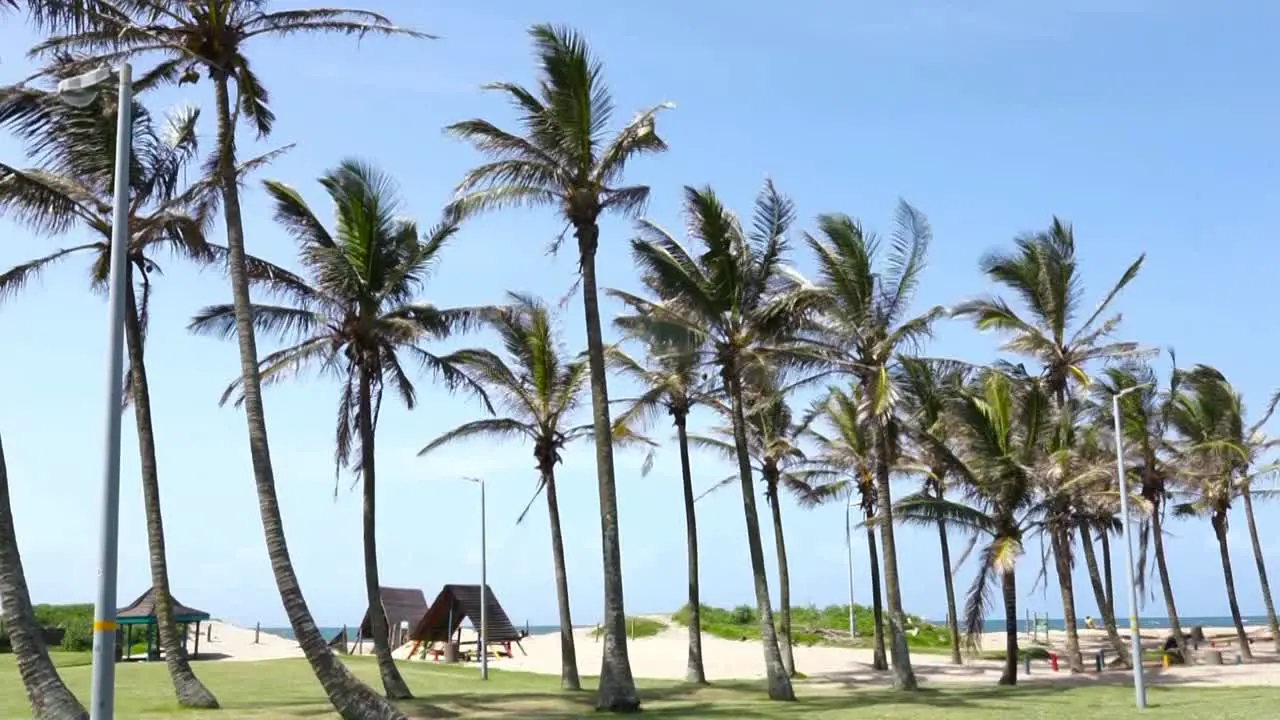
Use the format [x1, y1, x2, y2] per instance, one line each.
[1, 653, 1277, 719]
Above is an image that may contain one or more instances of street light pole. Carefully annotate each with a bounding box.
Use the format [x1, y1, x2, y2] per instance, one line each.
[1112, 382, 1152, 711]
[845, 497, 856, 640]
[59, 62, 133, 720]
[463, 476, 488, 680]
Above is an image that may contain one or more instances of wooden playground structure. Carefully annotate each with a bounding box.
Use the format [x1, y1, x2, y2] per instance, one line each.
[343, 584, 527, 666]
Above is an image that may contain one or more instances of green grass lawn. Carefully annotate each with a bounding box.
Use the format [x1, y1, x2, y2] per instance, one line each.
[1, 653, 1277, 719]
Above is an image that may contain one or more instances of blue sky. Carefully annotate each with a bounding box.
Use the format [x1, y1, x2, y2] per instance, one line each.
[2, 0, 1278, 630]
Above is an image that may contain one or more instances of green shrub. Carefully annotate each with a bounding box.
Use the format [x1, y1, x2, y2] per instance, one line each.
[59, 619, 93, 652]
[670, 602, 952, 649]
[590, 617, 667, 640]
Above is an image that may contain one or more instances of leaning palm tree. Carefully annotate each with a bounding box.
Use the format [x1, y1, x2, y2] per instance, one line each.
[689, 368, 807, 678]
[795, 384, 889, 671]
[952, 217, 1144, 673]
[607, 330, 711, 684]
[189, 160, 487, 699]
[897, 370, 1052, 686]
[0, 69, 222, 707]
[32, 6, 428, 715]
[800, 203, 946, 690]
[444, 25, 670, 709]
[610, 182, 805, 702]
[895, 356, 971, 665]
[0, 432, 88, 719]
[419, 293, 590, 691]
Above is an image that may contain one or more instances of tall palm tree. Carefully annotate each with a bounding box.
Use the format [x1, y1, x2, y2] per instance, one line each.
[1168, 365, 1280, 659]
[444, 25, 670, 709]
[189, 160, 486, 699]
[0, 70, 222, 707]
[897, 370, 1052, 686]
[1095, 360, 1188, 659]
[419, 293, 590, 691]
[896, 356, 971, 665]
[801, 203, 945, 690]
[795, 384, 889, 671]
[32, 5, 429, 715]
[953, 217, 1144, 673]
[689, 369, 807, 677]
[611, 182, 805, 701]
[0, 433, 88, 719]
[607, 331, 711, 684]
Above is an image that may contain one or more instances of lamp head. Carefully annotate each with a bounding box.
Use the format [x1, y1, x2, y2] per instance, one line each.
[56, 65, 113, 107]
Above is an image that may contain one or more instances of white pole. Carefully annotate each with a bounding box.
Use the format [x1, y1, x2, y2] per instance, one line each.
[1113, 386, 1147, 710]
[845, 499, 856, 640]
[479, 477, 488, 680]
[87, 62, 133, 720]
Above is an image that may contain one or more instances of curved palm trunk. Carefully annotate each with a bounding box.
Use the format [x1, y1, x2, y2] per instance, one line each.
[0, 434, 87, 719]
[123, 278, 219, 708]
[1240, 487, 1280, 653]
[1077, 524, 1129, 666]
[357, 365, 412, 699]
[1150, 508, 1187, 659]
[724, 366, 794, 701]
[212, 76, 404, 720]
[765, 479, 796, 677]
[540, 462, 581, 690]
[865, 524, 887, 671]
[674, 416, 706, 684]
[1213, 513, 1253, 660]
[871, 421, 917, 690]
[998, 569, 1018, 686]
[1049, 527, 1085, 672]
[1099, 529, 1115, 614]
[934, 481, 962, 665]
[574, 222, 638, 712]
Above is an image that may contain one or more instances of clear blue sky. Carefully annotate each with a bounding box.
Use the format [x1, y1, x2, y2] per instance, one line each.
[2, 1, 1278, 630]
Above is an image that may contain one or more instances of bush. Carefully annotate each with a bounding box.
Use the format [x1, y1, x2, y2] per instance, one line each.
[59, 619, 93, 652]
[590, 617, 667, 640]
[670, 602, 952, 649]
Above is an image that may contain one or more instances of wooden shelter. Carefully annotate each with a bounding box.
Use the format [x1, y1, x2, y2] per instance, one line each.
[408, 584, 524, 655]
[356, 587, 429, 649]
[115, 588, 210, 661]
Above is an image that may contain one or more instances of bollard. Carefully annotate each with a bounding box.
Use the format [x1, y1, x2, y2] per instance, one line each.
[1095, 650, 1104, 672]
[1162, 653, 1170, 669]
[1050, 652, 1060, 672]
[1237, 654, 1243, 666]
[1023, 653, 1031, 675]
[254, 622, 261, 644]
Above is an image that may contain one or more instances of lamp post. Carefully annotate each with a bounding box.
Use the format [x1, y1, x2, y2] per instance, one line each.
[462, 476, 488, 680]
[57, 62, 133, 720]
[1111, 382, 1153, 711]
[845, 494, 856, 640]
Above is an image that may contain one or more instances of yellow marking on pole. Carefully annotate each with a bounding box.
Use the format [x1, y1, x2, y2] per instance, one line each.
[92, 620, 117, 632]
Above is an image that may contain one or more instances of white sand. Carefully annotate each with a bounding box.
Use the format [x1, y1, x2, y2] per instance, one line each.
[189, 621, 304, 662]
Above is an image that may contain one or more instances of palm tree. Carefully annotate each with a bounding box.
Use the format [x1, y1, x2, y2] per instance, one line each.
[189, 160, 487, 699]
[801, 203, 946, 690]
[0, 70, 221, 707]
[1095, 360, 1188, 659]
[607, 331, 711, 684]
[611, 182, 805, 701]
[897, 370, 1052, 686]
[419, 293, 592, 691]
[1168, 365, 1280, 660]
[689, 369, 807, 677]
[443, 25, 670, 709]
[953, 217, 1144, 673]
[795, 384, 889, 671]
[896, 356, 971, 665]
[32, 5, 429, 715]
[0, 433, 88, 719]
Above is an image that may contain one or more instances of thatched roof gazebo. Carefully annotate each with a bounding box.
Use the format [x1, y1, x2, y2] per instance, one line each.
[116, 588, 211, 661]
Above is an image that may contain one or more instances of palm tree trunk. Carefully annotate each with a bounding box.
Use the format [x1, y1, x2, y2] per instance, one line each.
[0, 433, 87, 719]
[999, 568, 1019, 686]
[1240, 487, 1280, 654]
[723, 365, 794, 701]
[871, 420, 917, 690]
[573, 222, 638, 712]
[1099, 528, 1115, 614]
[1213, 513, 1254, 660]
[1077, 524, 1129, 666]
[211, 75, 404, 720]
[357, 364, 412, 699]
[1151, 508, 1187, 659]
[539, 462, 581, 690]
[934, 480, 962, 665]
[123, 277, 219, 708]
[764, 476, 796, 677]
[674, 416, 706, 684]
[1049, 527, 1085, 672]
[865, 524, 887, 671]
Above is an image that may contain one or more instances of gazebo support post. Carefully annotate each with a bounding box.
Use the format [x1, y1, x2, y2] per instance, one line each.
[194, 621, 200, 658]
